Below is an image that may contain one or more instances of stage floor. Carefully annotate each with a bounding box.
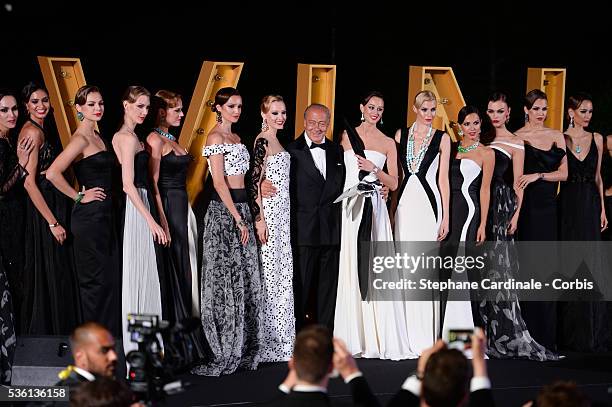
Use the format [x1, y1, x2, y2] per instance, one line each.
[165, 352, 612, 406]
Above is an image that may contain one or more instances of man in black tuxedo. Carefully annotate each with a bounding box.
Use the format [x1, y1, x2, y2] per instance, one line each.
[270, 324, 379, 407]
[56, 322, 118, 388]
[287, 103, 345, 332]
[387, 328, 494, 407]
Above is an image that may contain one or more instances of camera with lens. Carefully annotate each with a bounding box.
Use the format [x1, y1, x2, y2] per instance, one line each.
[126, 313, 194, 405]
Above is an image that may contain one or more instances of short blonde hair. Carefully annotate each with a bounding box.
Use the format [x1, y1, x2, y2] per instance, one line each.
[414, 90, 437, 109]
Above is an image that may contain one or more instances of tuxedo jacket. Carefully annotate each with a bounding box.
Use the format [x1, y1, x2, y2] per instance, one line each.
[386, 387, 495, 407]
[287, 133, 345, 247]
[267, 376, 381, 407]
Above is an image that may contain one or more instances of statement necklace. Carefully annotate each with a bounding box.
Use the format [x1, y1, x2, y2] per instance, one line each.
[457, 141, 479, 153]
[154, 127, 176, 142]
[406, 123, 434, 174]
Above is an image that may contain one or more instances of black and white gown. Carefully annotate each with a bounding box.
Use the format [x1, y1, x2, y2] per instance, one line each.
[335, 149, 413, 360]
[394, 128, 444, 355]
[255, 150, 294, 362]
[121, 150, 163, 356]
[192, 143, 262, 376]
[482, 141, 557, 360]
[440, 157, 482, 335]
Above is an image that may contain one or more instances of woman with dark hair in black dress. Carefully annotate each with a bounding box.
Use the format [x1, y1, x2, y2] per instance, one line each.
[18, 82, 81, 335]
[146, 90, 205, 368]
[46, 85, 120, 336]
[557, 92, 611, 351]
[483, 92, 557, 360]
[0, 90, 34, 383]
[516, 89, 567, 351]
[440, 105, 494, 337]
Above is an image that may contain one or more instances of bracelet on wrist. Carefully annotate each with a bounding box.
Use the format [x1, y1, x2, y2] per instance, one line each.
[237, 219, 247, 228]
[74, 191, 85, 204]
[49, 222, 59, 228]
[372, 166, 380, 175]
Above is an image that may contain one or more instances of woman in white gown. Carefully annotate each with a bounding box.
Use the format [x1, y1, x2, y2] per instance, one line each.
[334, 91, 414, 360]
[393, 90, 451, 355]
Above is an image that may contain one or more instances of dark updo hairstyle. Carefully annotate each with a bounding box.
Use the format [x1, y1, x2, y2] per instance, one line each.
[21, 81, 48, 106]
[566, 92, 592, 114]
[360, 90, 384, 106]
[212, 87, 240, 113]
[150, 89, 182, 127]
[457, 105, 482, 125]
[488, 91, 510, 107]
[0, 89, 16, 103]
[524, 89, 547, 109]
[74, 85, 101, 106]
[118, 85, 150, 134]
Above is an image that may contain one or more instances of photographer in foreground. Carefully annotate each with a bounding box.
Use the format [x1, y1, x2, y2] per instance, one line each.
[270, 324, 380, 407]
[56, 322, 118, 388]
[387, 327, 494, 407]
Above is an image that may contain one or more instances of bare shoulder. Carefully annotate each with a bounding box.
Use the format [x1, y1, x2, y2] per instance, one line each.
[547, 128, 565, 141]
[394, 128, 402, 143]
[68, 132, 89, 149]
[593, 132, 603, 145]
[514, 126, 529, 138]
[19, 124, 43, 143]
[206, 131, 225, 146]
[382, 133, 397, 151]
[146, 132, 164, 148]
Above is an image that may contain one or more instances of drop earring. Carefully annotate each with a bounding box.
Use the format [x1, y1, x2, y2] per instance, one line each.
[570, 116, 575, 128]
[216, 111, 222, 124]
[380, 117, 384, 125]
[524, 113, 529, 122]
[360, 112, 365, 122]
[261, 120, 269, 132]
[77, 111, 84, 121]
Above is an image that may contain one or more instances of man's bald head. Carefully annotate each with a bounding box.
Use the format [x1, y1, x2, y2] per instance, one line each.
[70, 322, 117, 377]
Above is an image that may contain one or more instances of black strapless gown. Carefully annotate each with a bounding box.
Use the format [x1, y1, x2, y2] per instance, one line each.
[558, 137, 612, 351]
[158, 152, 206, 367]
[72, 148, 120, 336]
[440, 157, 483, 335]
[22, 140, 81, 334]
[517, 144, 565, 350]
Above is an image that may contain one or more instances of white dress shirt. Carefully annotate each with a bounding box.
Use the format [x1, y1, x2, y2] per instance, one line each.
[305, 132, 327, 179]
[73, 366, 95, 381]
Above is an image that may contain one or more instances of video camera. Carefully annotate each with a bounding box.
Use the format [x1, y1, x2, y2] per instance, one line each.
[126, 314, 198, 405]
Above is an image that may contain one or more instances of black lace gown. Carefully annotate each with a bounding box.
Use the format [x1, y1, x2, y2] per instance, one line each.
[517, 144, 565, 351]
[482, 145, 557, 360]
[558, 136, 612, 351]
[71, 145, 120, 336]
[0, 137, 27, 383]
[21, 137, 81, 335]
[158, 151, 206, 368]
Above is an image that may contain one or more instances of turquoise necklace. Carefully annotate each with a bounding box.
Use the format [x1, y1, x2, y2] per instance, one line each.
[457, 141, 479, 153]
[154, 127, 176, 142]
[406, 123, 434, 174]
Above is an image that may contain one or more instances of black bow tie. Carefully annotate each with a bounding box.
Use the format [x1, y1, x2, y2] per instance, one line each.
[310, 142, 327, 150]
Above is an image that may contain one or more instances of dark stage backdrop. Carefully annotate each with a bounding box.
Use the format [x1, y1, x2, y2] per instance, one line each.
[3, 2, 612, 148]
